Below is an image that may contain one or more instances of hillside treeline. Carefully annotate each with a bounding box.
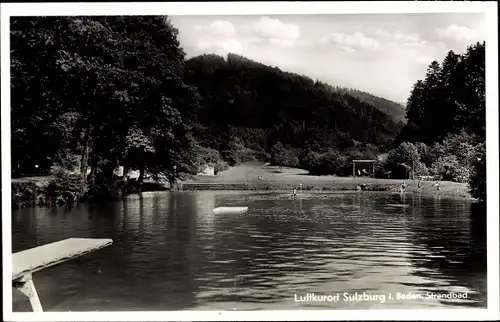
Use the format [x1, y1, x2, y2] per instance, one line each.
[184, 53, 404, 172]
[333, 86, 407, 123]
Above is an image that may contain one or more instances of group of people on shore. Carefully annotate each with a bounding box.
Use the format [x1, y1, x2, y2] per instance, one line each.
[289, 179, 442, 198]
[398, 180, 441, 194]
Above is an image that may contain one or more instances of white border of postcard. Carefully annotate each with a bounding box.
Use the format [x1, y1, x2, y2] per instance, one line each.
[2, 1, 499, 321]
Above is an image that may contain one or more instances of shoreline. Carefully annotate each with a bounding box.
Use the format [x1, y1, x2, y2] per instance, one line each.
[11, 164, 474, 209]
[179, 182, 472, 198]
[11, 182, 474, 211]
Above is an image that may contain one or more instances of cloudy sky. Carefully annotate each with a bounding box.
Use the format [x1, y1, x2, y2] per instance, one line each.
[170, 13, 486, 103]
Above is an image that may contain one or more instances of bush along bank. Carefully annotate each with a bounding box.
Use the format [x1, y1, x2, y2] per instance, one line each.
[11, 170, 169, 209]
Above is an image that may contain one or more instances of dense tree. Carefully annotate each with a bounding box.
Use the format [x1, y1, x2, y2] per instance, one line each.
[469, 143, 486, 203]
[11, 16, 200, 196]
[400, 42, 485, 145]
[384, 142, 422, 179]
[270, 142, 299, 172]
[383, 131, 483, 182]
[459, 42, 486, 137]
[11, 17, 71, 177]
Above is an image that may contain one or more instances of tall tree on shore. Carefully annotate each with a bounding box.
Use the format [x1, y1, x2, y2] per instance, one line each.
[435, 50, 462, 140]
[10, 16, 200, 189]
[459, 42, 486, 137]
[10, 17, 71, 177]
[400, 41, 485, 145]
[398, 41, 486, 202]
[419, 61, 442, 143]
[403, 80, 426, 142]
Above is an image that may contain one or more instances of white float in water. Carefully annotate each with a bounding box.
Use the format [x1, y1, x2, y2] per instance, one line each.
[213, 207, 249, 214]
[387, 204, 410, 208]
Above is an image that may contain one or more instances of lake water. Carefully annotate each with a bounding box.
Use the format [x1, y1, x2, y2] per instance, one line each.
[11, 191, 487, 311]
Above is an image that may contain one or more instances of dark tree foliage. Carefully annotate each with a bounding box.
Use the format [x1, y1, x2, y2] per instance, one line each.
[469, 143, 486, 203]
[11, 17, 71, 176]
[332, 87, 407, 123]
[11, 16, 200, 196]
[271, 142, 299, 172]
[400, 42, 485, 145]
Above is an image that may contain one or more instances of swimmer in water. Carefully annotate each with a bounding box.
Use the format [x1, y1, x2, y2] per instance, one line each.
[398, 181, 407, 195]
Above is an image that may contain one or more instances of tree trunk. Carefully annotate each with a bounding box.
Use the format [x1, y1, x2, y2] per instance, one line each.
[80, 135, 90, 180]
[89, 152, 98, 184]
[123, 166, 130, 183]
[12, 154, 21, 178]
[138, 167, 145, 192]
[169, 178, 176, 191]
[106, 166, 115, 182]
[80, 125, 93, 181]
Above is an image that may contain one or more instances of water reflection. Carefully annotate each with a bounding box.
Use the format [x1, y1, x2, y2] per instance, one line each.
[405, 195, 486, 307]
[11, 191, 486, 311]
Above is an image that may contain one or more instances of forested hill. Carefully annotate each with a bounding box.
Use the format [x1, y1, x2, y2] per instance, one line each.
[185, 53, 403, 160]
[331, 87, 407, 123]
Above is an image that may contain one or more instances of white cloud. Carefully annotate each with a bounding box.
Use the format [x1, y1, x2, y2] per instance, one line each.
[434, 24, 479, 42]
[374, 29, 429, 48]
[221, 39, 244, 53]
[414, 55, 436, 65]
[374, 28, 393, 41]
[245, 17, 300, 41]
[193, 20, 236, 37]
[268, 38, 296, 47]
[340, 46, 356, 54]
[396, 34, 429, 48]
[195, 38, 243, 55]
[238, 17, 301, 48]
[243, 36, 301, 48]
[370, 28, 441, 66]
[320, 32, 380, 51]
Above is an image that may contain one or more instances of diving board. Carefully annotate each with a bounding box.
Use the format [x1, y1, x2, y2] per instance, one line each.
[213, 206, 249, 214]
[12, 238, 113, 312]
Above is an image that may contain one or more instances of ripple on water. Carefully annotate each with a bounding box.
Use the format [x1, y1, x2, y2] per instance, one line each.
[11, 191, 486, 311]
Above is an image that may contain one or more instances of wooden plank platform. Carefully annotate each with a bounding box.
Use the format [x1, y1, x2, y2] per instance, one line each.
[12, 238, 113, 281]
[213, 206, 249, 214]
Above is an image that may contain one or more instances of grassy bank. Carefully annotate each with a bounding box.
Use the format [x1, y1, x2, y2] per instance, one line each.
[182, 163, 472, 199]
